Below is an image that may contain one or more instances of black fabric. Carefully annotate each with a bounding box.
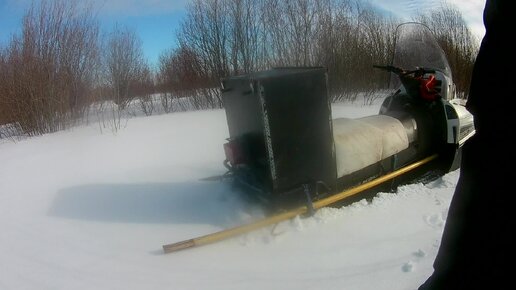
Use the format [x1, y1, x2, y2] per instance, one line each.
[419, 1, 516, 289]
[466, 0, 513, 138]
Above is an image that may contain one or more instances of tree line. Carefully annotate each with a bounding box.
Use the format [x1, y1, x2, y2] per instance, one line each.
[0, 0, 478, 137]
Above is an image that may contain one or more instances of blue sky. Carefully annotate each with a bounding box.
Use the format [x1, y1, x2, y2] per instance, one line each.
[0, 0, 485, 68]
[0, 0, 188, 68]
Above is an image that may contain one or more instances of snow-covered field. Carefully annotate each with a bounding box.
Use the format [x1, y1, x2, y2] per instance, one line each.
[0, 98, 457, 290]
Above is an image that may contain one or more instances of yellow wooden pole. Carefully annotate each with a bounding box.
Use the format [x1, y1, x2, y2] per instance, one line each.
[162, 154, 438, 254]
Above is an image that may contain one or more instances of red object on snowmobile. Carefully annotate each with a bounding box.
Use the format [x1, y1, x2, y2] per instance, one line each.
[419, 75, 439, 101]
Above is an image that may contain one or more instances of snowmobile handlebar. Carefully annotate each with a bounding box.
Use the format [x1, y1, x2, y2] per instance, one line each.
[373, 65, 435, 77]
[374, 64, 441, 101]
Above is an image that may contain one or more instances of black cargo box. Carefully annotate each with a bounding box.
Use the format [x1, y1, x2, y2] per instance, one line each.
[221, 67, 337, 199]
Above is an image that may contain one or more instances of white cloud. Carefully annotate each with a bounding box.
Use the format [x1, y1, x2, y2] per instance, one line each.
[369, 0, 485, 41]
[447, 0, 485, 40]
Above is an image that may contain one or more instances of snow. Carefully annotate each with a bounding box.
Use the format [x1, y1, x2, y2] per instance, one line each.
[0, 97, 458, 290]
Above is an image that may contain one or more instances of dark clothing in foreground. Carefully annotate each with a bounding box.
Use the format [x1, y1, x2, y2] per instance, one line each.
[419, 0, 515, 289]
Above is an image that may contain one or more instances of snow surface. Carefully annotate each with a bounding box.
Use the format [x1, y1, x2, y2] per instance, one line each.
[0, 98, 458, 290]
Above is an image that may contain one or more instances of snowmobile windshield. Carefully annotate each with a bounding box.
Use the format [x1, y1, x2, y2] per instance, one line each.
[391, 23, 452, 78]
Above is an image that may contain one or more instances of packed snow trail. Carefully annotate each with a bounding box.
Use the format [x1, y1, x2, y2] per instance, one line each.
[0, 101, 458, 290]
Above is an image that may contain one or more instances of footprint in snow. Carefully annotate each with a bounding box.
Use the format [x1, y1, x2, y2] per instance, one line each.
[402, 261, 415, 273]
[424, 213, 445, 229]
[413, 249, 426, 258]
[402, 249, 426, 273]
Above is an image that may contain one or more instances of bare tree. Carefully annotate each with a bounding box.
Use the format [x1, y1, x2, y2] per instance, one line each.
[228, 0, 262, 73]
[157, 0, 475, 106]
[417, 3, 479, 97]
[134, 64, 156, 116]
[158, 46, 219, 110]
[0, 0, 99, 136]
[178, 0, 230, 83]
[104, 25, 145, 109]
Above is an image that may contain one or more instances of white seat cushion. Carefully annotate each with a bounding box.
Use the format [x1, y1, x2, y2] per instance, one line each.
[333, 115, 409, 178]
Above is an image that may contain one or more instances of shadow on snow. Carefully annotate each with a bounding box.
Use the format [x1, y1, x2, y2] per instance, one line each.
[48, 181, 258, 226]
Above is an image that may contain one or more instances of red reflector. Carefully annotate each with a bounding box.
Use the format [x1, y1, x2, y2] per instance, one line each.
[224, 141, 245, 166]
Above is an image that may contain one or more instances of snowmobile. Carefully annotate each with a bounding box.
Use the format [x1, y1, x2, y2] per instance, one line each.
[162, 22, 475, 253]
[219, 22, 475, 211]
